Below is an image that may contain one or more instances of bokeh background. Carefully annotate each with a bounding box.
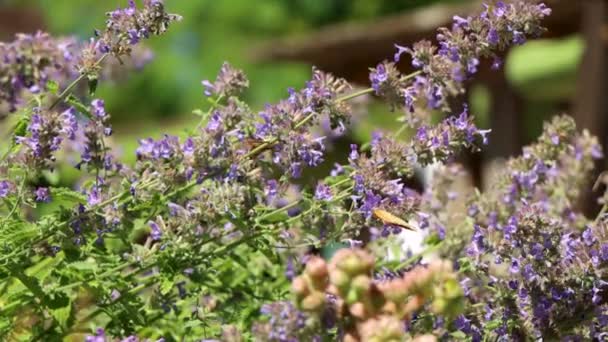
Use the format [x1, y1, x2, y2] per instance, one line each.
[1, 0, 605, 211]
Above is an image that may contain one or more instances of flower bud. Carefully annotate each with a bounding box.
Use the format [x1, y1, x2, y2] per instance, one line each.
[329, 269, 351, 292]
[351, 275, 372, 297]
[300, 292, 325, 312]
[305, 256, 328, 279]
[349, 301, 367, 319]
[291, 276, 309, 298]
[412, 334, 438, 342]
[358, 315, 405, 342]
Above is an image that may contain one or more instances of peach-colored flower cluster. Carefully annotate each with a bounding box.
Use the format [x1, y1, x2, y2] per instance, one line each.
[292, 248, 463, 341]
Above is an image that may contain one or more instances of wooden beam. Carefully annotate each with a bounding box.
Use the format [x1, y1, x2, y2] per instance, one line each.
[572, 0, 608, 216]
[0, 8, 46, 40]
[251, 0, 581, 83]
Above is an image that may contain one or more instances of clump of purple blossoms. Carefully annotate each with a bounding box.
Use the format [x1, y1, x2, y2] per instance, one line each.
[380, 1, 552, 115]
[202, 61, 250, 98]
[1, 1, 584, 340]
[80, 0, 181, 76]
[13, 106, 78, 170]
[0, 32, 75, 112]
[453, 116, 607, 340]
[77, 99, 117, 172]
[252, 301, 319, 342]
[0, 31, 156, 113]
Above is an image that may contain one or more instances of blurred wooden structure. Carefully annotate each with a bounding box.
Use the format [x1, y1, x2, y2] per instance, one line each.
[0, 7, 46, 40]
[253, 0, 608, 213]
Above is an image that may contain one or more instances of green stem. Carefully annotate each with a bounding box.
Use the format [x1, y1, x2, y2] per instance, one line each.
[49, 54, 109, 110]
[336, 87, 374, 102]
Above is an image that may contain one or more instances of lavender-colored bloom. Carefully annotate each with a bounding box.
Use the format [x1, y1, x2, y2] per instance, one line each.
[285, 257, 295, 281]
[390, 1, 551, 112]
[600, 244, 608, 262]
[35, 187, 51, 202]
[0, 180, 12, 198]
[349, 144, 359, 161]
[370, 63, 388, 93]
[466, 224, 484, 257]
[393, 44, 409, 62]
[314, 183, 333, 201]
[453, 15, 469, 29]
[87, 187, 101, 206]
[264, 179, 279, 202]
[330, 163, 344, 177]
[110, 289, 121, 301]
[91, 99, 106, 119]
[127, 29, 140, 45]
[509, 258, 520, 274]
[148, 221, 162, 241]
[201, 62, 249, 97]
[85, 328, 106, 342]
[582, 227, 596, 246]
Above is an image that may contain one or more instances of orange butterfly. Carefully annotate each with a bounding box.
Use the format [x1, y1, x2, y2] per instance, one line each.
[372, 208, 417, 231]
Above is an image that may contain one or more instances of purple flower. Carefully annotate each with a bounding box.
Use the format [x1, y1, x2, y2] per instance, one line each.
[60, 108, 78, 140]
[201, 80, 214, 96]
[264, 179, 279, 201]
[394, 44, 409, 62]
[330, 163, 344, 177]
[314, 183, 332, 201]
[467, 224, 485, 257]
[87, 187, 101, 206]
[35, 187, 51, 202]
[582, 227, 596, 246]
[509, 258, 520, 274]
[349, 144, 359, 161]
[592, 281, 608, 305]
[494, 2, 507, 17]
[0, 180, 12, 198]
[600, 244, 608, 261]
[369, 63, 388, 93]
[91, 99, 106, 119]
[148, 221, 162, 241]
[85, 328, 106, 342]
[452, 15, 469, 29]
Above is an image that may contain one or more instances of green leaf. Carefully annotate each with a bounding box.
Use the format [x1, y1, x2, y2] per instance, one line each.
[484, 319, 503, 331]
[66, 95, 91, 119]
[50, 187, 87, 205]
[50, 299, 73, 330]
[13, 116, 29, 138]
[88, 76, 98, 96]
[191, 109, 205, 117]
[256, 210, 289, 223]
[160, 277, 175, 295]
[46, 80, 59, 94]
[450, 331, 467, 339]
[67, 260, 98, 272]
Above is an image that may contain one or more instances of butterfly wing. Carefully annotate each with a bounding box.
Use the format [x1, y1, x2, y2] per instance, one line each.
[372, 208, 417, 231]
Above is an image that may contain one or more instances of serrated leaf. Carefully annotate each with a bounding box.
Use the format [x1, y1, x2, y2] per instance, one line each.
[160, 277, 175, 295]
[183, 320, 203, 329]
[50, 300, 72, 329]
[50, 187, 87, 204]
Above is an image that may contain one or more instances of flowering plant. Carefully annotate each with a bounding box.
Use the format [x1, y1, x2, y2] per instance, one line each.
[1, 1, 604, 341]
